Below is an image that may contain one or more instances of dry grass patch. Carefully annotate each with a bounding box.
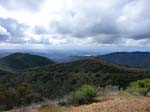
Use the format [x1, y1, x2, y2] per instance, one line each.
[38, 103, 65, 112]
[66, 96, 150, 112]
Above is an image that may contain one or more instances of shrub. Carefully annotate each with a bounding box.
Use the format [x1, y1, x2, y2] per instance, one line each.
[0, 82, 42, 111]
[127, 79, 150, 95]
[67, 85, 97, 105]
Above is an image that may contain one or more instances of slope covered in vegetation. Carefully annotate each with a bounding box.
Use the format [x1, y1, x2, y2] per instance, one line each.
[0, 53, 54, 71]
[3, 58, 150, 99]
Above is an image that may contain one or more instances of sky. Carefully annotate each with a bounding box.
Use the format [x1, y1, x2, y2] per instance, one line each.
[0, 0, 149, 52]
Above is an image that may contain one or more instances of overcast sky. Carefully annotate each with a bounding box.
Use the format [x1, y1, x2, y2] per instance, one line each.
[0, 0, 149, 51]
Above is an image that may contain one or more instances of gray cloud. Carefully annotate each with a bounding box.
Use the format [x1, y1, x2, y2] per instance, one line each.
[0, 0, 45, 11]
[52, 16, 120, 38]
[0, 18, 28, 42]
[126, 20, 150, 40]
[50, 0, 149, 44]
[0, 25, 9, 41]
[34, 26, 50, 34]
[0, 35, 9, 41]
[92, 34, 124, 44]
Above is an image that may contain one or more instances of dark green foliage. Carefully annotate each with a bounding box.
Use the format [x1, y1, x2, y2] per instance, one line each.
[0, 82, 42, 111]
[1, 59, 150, 99]
[0, 53, 54, 71]
[127, 79, 150, 95]
[0, 85, 15, 110]
[0, 69, 13, 85]
[16, 83, 31, 105]
[100, 52, 150, 68]
[67, 85, 97, 105]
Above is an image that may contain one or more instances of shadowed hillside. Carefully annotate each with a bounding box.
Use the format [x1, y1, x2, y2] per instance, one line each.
[0, 53, 54, 71]
[100, 52, 150, 68]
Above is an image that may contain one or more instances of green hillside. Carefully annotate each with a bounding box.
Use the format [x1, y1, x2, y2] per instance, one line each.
[4, 58, 150, 99]
[0, 53, 54, 71]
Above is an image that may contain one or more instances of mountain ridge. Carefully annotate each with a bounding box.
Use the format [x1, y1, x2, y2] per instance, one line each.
[100, 51, 150, 68]
[0, 52, 54, 71]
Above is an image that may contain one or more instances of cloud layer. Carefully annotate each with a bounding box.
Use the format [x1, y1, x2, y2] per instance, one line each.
[0, 18, 28, 43]
[0, 0, 46, 11]
[0, 0, 149, 47]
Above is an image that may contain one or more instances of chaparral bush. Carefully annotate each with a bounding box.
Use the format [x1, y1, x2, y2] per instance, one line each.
[67, 85, 97, 105]
[127, 79, 150, 95]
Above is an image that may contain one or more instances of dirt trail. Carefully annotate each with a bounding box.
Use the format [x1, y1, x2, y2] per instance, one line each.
[66, 96, 150, 112]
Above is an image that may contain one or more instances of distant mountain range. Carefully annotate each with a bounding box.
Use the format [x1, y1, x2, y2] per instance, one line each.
[52, 51, 150, 68]
[0, 53, 54, 71]
[1, 51, 150, 69]
[56, 52, 150, 68]
[99, 52, 150, 68]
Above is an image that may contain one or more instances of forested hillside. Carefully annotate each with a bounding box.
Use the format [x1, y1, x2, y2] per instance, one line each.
[0, 53, 54, 71]
[1, 58, 150, 99]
